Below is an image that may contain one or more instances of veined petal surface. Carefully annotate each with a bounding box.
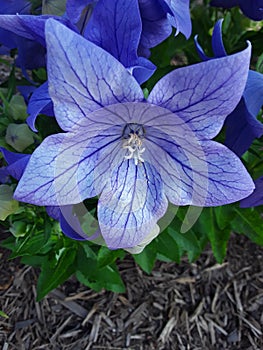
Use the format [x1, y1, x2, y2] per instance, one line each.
[45, 19, 144, 132]
[98, 160, 168, 249]
[143, 128, 254, 206]
[14, 124, 123, 206]
[148, 45, 251, 139]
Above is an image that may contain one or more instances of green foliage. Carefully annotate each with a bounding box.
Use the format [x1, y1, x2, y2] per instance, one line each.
[133, 241, 157, 273]
[0, 310, 8, 319]
[232, 208, 263, 246]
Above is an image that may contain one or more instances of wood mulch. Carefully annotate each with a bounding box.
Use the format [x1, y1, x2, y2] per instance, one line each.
[0, 233, 262, 350]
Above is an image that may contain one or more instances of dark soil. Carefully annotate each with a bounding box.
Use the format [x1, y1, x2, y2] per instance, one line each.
[0, 234, 262, 350]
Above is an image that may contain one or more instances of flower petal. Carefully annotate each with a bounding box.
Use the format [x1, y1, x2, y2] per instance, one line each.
[0, 0, 31, 14]
[66, 0, 94, 24]
[27, 82, 54, 132]
[0, 148, 30, 180]
[210, 0, 238, 9]
[139, 0, 172, 50]
[238, 0, 263, 21]
[98, 160, 168, 249]
[164, 0, 192, 39]
[148, 44, 251, 139]
[144, 130, 254, 206]
[224, 98, 263, 156]
[211, 19, 227, 57]
[14, 125, 122, 206]
[240, 176, 263, 208]
[59, 204, 100, 241]
[0, 15, 50, 45]
[243, 70, 263, 118]
[45, 19, 144, 132]
[85, 0, 155, 84]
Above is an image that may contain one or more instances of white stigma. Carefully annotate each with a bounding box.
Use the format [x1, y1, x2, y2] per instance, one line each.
[123, 133, 145, 165]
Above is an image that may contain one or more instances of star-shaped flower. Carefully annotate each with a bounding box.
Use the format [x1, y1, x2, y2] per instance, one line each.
[14, 20, 254, 249]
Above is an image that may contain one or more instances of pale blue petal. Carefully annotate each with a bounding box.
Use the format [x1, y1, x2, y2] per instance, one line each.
[144, 131, 255, 206]
[164, 0, 192, 39]
[14, 124, 122, 206]
[148, 44, 251, 139]
[0, 15, 50, 46]
[45, 19, 144, 132]
[98, 160, 168, 249]
[243, 70, 263, 118]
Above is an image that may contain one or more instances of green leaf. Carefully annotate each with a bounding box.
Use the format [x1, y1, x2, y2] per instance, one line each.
[0, 310, 8, 319]
[9, 221, 28, 237]
[197, 208, 230, 263]
[8, 95, 27, 121]
[168, 227, 201, 262]
[232, 208, 263, 246]
[0, 185, 19, 220]
[76, 246, 125, 293]
[76, 265, 125, 293]
[36, 248, 76, 300]
[5, 123, 35, 152]
[256, 52, 263, 73]
[214, 205, 234, 230]
[42, 0, 66, 16]
[10, 234, 48, 259]
[0, 235, 16, 251]
[97, 246, 125, 268]
[133, 242, 157, 273]
[20, 254, 46, 268]
[156, 230, 182, 263]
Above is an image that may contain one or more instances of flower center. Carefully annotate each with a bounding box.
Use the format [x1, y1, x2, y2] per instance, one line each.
[122, 123, 145, 165]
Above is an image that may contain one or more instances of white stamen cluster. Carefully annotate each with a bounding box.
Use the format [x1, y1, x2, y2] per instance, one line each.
[123, 132, 145, 165]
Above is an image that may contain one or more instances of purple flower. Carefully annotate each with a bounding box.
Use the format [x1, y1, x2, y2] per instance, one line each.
[0, 1, 46, 76]
[0, 0, 161, 130]
[0, 0, 31, 14]
[0, 148, 31, 181]
[240, 176, 263, 207]
[0, 167, 9, 184]
[14, 20, 254, 249]
[210, 0, 263, 21]
[66, 0, 191, 56]
[195, 20, 263, 156]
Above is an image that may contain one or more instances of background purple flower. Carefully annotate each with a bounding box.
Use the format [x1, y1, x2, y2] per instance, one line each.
[195, 19, 263, 156]
[0, 0, 46, 76]
[240, 176, 263, 208]
[210, 0, 263, 21]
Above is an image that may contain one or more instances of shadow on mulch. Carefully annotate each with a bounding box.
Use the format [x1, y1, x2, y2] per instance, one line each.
[0, 234, 262, 350]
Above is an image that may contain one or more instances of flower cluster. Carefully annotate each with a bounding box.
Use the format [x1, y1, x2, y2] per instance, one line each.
[0, 0, 262, 252]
